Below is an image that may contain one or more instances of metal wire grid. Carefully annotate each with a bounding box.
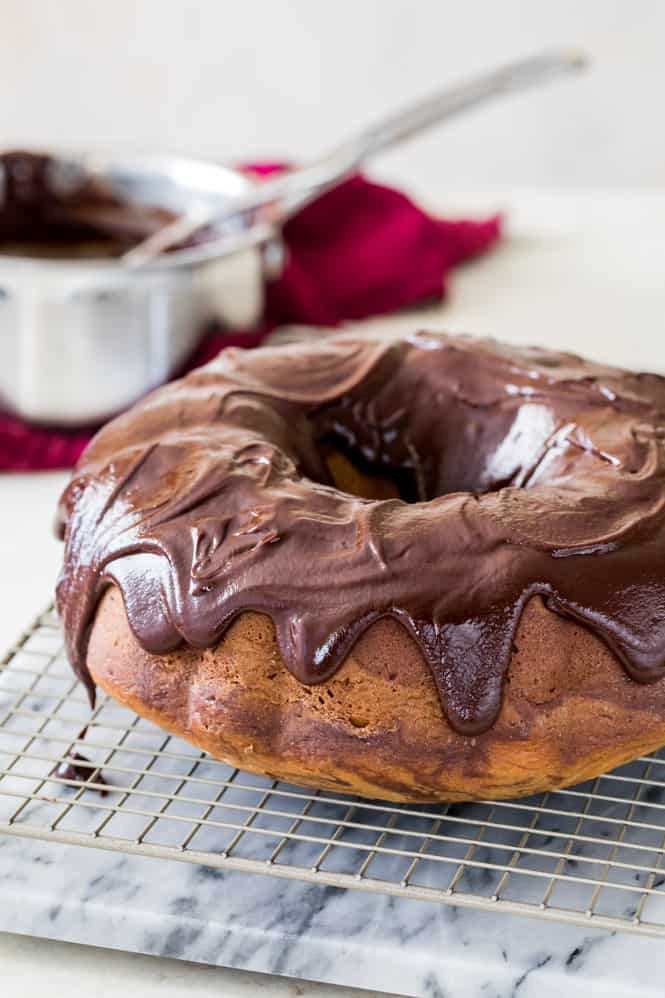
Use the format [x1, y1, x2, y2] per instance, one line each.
[3, 609, 665, 938]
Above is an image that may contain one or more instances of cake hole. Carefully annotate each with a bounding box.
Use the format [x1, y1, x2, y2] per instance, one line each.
[314, 387, 560, 502]
[323, 447, 402, 501]
[350, 716, 369, 728]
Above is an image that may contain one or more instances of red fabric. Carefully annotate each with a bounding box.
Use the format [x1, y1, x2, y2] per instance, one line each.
[0, 170, 500, 471]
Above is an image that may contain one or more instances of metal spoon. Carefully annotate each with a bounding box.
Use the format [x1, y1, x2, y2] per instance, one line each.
[124, 48, 587, 267]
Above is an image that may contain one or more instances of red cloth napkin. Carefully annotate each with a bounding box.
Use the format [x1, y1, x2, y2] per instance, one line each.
[0, 171, 500, 471]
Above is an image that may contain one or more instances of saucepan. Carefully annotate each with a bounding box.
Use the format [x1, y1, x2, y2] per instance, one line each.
[0, 149, 274, 426]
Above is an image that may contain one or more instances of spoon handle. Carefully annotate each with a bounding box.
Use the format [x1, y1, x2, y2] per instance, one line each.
[125, 49, 586, 267]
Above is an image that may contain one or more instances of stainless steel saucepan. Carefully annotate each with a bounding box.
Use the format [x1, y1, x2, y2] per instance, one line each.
[0, 149, 272, 426]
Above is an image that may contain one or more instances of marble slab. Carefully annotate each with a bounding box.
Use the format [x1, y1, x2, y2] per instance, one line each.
[1, 828, 665, 998]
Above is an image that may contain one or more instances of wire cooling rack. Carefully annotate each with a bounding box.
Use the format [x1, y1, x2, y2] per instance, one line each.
[3, 608, 665, 938]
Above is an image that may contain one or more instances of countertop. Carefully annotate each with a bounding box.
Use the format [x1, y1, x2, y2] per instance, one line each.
[3, 188, 665, 997]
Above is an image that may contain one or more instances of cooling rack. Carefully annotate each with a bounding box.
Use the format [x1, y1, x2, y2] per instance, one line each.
[3, 607, 665, 938]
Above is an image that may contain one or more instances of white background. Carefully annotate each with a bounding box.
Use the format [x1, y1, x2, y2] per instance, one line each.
[1, 0, 664, 190]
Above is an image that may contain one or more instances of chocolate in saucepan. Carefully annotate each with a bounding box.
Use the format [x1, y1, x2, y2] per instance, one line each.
[0, 151, 178, 257]
[56, 331, 665, 735]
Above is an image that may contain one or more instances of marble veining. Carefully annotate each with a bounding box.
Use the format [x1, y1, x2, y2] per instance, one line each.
[0, 831, 663, 997]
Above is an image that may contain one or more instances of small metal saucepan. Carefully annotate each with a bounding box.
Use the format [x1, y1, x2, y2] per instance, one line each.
[0, 148, 275, 426]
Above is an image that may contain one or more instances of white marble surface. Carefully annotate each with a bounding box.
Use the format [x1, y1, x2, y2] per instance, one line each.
[3, 823, 665, 998]
[3, 189, 665, 996]
[0, 934, 388, 998]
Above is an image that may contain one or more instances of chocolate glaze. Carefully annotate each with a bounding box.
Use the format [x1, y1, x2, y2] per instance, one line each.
[0, 151, 178, 257]
[53, 753, 108, 795]
[56, 331, 665, 735]
[52, 725, 108, 794]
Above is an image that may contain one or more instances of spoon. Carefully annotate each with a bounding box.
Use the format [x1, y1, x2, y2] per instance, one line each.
[124, 48, 587, 267]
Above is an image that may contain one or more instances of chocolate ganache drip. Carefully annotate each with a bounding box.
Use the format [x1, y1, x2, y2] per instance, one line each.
[56, 331, 665, 735]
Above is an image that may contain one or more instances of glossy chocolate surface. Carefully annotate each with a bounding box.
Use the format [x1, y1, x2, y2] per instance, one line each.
[0, 151, 176, 257]
[53, 752, 108, 795]
[56, 331, 665, 734]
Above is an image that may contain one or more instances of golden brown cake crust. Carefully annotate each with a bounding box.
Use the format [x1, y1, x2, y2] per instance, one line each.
[88, 586, 665, 802]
